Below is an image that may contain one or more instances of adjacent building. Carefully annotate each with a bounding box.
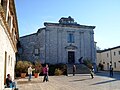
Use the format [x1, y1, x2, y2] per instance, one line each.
[18, 16, 96, 66]
[0, 0, 19, 89]
[97, 46, 120, 71]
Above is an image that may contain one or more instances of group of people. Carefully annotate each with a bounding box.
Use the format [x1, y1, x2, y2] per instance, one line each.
[28, 64, 49, 82]
[27, 64, 94, 82]
[5, 64, 94, 88]
[73, 64, 114, 78]
[5, 64, 49, 89]
[6, 63, 115, 89]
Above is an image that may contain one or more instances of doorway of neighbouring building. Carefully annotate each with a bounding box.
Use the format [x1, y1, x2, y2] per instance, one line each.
[107, 63, 109, 70]
[4, 51, 7, 84]
[68, 51, 75, 63]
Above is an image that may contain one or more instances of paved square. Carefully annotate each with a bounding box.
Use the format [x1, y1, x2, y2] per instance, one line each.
[16, 72, 120, 90]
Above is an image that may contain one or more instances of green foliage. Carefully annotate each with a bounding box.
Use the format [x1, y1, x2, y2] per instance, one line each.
[49, 64, 67, 76]
[15, 60, 32, 77]
[56, 64, 67, 75]
[83, 58, 93, 69]
[54, 68, 63, 76]
[49, 65, 56, 76]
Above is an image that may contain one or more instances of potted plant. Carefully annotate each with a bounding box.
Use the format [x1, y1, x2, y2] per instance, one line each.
[83, 58, 93, 69]
[33, 60, 42, 78]
[15, 60, 32, 78]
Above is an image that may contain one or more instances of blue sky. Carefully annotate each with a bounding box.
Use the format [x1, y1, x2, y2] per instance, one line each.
[15, 0, 120, 49]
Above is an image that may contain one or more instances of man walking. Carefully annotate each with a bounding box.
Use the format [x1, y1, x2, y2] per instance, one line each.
[110, 65, 113, 77]
[28, 65, 35, 81]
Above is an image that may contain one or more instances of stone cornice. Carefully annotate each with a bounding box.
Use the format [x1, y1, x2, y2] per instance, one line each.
[37, 27, 45, 33]
[9, 0, 19, 39]
[20, 27, 46, 38]
[0, 5, 17, 52]
[97, 46, 120, 53]
[20, 33, 36, 38]
[44, 22, 95, 29]
[65, 44, 78, 50]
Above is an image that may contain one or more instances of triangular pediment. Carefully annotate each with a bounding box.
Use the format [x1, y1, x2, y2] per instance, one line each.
[65, 44, 77, 50]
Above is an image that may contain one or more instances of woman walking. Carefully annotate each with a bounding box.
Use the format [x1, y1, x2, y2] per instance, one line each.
[43, 64, 49, 82]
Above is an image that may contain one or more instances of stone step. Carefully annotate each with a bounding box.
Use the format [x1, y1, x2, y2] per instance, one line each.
[67, 64, 90, 74]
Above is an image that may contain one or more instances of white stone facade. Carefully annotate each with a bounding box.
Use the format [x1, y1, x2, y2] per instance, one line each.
[0, 0, 19, 89]
[19, 17, 96, 66]
[97, 46, 120, 71]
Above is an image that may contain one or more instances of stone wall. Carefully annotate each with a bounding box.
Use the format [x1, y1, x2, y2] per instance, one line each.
[19, 34, 37, 61]
[0, 19, 16, 90]
[0, 0, 19, 89]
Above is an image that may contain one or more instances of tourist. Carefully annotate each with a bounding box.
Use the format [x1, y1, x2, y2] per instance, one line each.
[73, 64, 76, 76]
[110, 65, 113, 77]
[90, 66, 94, 79]
[6, 74, 16, 88]
[43, 64, 49, 82]
[65, 65, 68, 76]
[28, 65, 35, 81]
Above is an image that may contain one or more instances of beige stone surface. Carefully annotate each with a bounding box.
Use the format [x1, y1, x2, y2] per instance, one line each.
[16, 74, 120, 90]
[97, 47, 120, 71]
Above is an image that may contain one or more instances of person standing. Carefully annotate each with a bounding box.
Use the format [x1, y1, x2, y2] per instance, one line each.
[43, 64, 49, 82]
[6, 74, 16, 88]
[90, 66, 94, 79]
[73, 64, 76, 76]
[28, 65, 35, 81]
[110, 65, 113, 77]
[65, 65, 68, 76]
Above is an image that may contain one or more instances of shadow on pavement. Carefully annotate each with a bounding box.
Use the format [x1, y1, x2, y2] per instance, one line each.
[95, 71, 120, 80]
[90, 71, 120, 85]
[69, 78, 91, 82]
[91, 79, 117, 85]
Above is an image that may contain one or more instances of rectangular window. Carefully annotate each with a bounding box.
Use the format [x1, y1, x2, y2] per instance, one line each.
[8, 55, 10, 65]
[114, 62, 116, 68]
[114, 52, 116, 56]
[68, 33, 74, 43]
[118, 51, 120, 55]
[34, 48, 39, 56]
[11, 57, 12, 66]
[107, 53, 109, 57]
[107, 63, 109, 70]
[103, 62, 105, 64]
[7, 15, 11, 28]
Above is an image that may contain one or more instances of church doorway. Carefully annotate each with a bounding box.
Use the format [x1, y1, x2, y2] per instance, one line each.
[68, 51, 75, 63]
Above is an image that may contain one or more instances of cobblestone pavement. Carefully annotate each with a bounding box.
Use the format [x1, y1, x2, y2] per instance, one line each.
[16, 72, 120, 90]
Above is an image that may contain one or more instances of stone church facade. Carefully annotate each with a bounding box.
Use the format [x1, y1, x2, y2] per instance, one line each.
[19, 16, 96, 65]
